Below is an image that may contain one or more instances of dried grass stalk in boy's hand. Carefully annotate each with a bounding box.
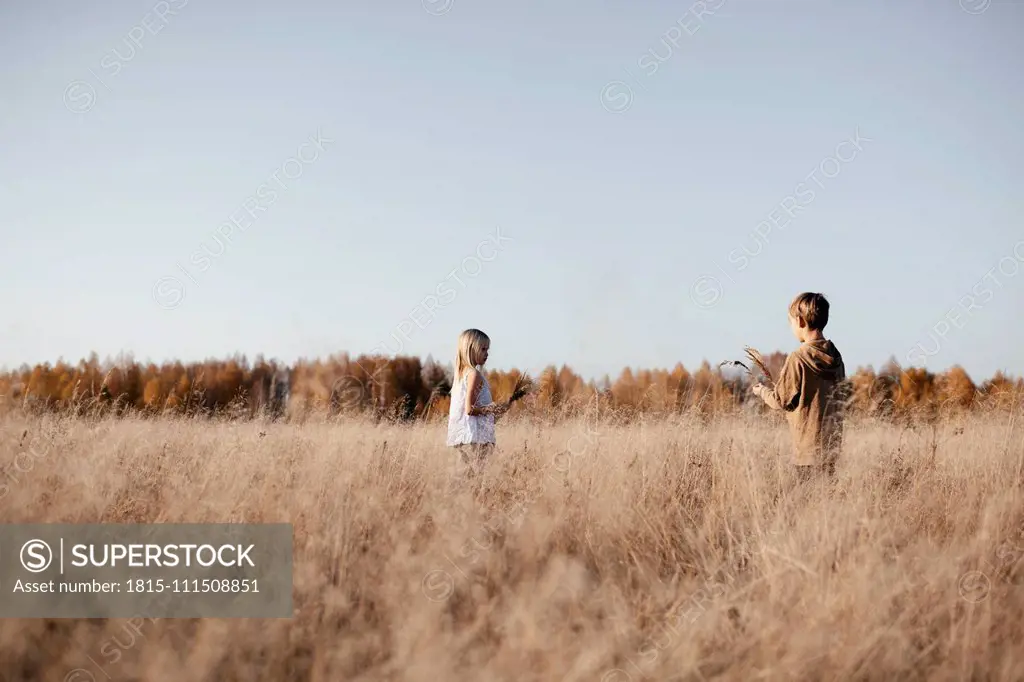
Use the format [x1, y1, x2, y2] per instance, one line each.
[719, 347, 774, 385]
[743, 347, 774, 384]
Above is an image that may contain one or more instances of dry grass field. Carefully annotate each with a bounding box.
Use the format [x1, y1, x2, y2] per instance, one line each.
[1, 408, 1023, 681]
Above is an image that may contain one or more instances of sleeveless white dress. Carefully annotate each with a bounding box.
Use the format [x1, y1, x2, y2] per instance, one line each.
[446, 370, 496, 446]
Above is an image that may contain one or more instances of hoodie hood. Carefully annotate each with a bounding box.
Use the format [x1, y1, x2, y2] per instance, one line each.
[794, 339, 845, 379]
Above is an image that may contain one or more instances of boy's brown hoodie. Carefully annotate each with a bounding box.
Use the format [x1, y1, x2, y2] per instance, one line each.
[754, 339, 846, 467]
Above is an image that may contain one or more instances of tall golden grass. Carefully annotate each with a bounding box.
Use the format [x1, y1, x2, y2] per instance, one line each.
[2, 405, 1022, 681]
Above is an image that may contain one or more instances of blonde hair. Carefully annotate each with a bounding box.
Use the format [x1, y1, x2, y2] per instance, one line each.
[454, 328, 490, 381]
[789, 292, 830, 330]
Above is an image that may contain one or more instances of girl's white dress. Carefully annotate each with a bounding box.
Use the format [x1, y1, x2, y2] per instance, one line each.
[446, 369, 496, 446]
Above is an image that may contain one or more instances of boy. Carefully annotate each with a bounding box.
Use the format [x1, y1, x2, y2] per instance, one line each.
[751, 292, 847, 481]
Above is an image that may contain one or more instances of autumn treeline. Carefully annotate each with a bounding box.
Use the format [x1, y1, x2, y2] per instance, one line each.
[0, 351, 1021, 422]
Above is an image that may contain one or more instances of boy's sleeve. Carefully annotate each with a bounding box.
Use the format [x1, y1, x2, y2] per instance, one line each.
[756, 355, 801, 411]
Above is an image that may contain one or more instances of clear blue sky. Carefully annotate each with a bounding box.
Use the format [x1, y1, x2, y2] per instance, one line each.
[2, 0, 1022, 383]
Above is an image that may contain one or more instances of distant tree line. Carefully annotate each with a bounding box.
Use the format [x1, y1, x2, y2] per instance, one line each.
[0, 350, 1020, 422]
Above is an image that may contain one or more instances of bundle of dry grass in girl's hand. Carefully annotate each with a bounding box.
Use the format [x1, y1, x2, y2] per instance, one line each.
[508, 372, 536, 403]
[720, 346, 774, 385]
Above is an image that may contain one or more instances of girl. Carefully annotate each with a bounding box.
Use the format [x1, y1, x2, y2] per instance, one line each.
[446, 328, 510, 477]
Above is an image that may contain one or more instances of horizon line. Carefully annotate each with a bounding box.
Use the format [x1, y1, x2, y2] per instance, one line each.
[0, 348, 1017, 386]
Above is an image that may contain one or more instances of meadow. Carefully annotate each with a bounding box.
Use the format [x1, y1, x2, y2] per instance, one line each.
[1, 405, 1022, 681]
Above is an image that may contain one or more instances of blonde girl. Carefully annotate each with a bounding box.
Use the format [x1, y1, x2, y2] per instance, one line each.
[446, 328, 510, 475]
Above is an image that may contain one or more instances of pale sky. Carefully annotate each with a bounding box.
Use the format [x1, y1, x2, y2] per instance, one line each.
[2, 0, 1022, 383]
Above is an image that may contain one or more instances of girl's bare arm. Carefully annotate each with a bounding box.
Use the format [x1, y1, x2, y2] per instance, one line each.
[465, 370, 509, 417]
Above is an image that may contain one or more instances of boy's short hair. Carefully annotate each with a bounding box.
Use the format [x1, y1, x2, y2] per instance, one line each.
[789, 292, 830, 330]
